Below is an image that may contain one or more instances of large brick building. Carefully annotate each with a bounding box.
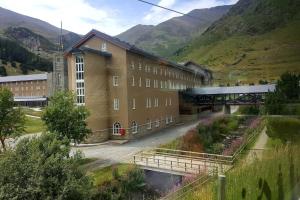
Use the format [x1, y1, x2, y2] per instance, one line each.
[65, 29, 212, 142]
[0, 73, 49, 106]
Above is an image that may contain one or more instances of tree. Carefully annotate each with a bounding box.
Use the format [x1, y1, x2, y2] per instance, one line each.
[276, 72, 300, 101]
[42, 91, 91, 144]
[264, 72, 300, 114]
[0, 133, 92, 200]
[0, 66, 7, 76]
[0, 88, 25, 151]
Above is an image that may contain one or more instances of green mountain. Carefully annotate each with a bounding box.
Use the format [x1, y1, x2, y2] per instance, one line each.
[117, 6, 232, 57]
[174, 0, 300, 84]
[0, 6, 82, 75]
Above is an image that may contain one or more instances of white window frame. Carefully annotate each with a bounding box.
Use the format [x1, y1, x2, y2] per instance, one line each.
[75, 55, 85, 105]
[131, 61, 135, 70]
[169, 98, 172, 106]
[113, 122, 121, 135]
[166, 116, 169, 124]
[131, 121, 138, 134]
[147, 119, 152, 130]
[113, 98, 119, 110]
[132, 98, 136, 110]
[146, 79, 151, 88]
[132, 76, 135, 86]
[113, 76, 119, 86]
[101, 42, 107, 51]
[155, 119, 160, 127]
[139, 77, 142, 87]
[170, 116, 173, 123]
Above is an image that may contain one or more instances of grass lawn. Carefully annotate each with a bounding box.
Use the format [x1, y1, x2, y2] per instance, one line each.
[21, 107, 43, 117]
[24, 116, 45, 134]
[87, 164, 134, 186]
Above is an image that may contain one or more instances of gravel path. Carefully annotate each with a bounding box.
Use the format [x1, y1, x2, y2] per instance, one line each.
[246, 127, 268, 163]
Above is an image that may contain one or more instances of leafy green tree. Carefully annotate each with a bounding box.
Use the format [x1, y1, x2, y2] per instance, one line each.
[0, 66, 7, 76]
[0, 88, 25, 151]
[276, 72, 300, 101]
[264, 72, 300, 114]
[42, 91, 91, 144]
[0, 133, 92, 200]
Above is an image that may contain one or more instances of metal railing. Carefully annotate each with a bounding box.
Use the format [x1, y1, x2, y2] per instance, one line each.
[133, 153, 219, 175]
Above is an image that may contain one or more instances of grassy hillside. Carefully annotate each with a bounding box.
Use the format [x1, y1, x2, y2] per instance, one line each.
[118, 6, 231, 57]
[174, 0, 300, 84]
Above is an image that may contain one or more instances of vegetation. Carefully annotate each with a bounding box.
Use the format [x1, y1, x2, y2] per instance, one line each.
[91, 164, 157, 200]
[24, 116, 45, 134]
[174, 0, 300, 84]
[183, 146, 300, 200]
[0, 133, 92, 200]
[236, 105, 260, 115]
[0, 88, 25, 151]
[266, 117, 300, 144]
[265, 72, 300, 115]
[0, 37, 52, 73]
[42, 91, 91, 144]
[0, 65, 7, 76]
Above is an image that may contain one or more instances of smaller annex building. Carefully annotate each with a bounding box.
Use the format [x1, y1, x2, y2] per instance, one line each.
[65, 29, 213, 142]
[0, 73, 49, 106]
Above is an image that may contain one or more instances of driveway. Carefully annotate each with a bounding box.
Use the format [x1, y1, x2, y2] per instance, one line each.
[73, 112, 223, 169]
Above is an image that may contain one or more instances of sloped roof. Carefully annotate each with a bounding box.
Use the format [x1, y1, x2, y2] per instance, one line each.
[0, 73, 47, 83]
[190, 84, 276, 95]
[65, 29, 196, 73]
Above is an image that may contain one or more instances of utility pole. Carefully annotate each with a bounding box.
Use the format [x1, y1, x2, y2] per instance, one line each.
[218, 174, 226, 200]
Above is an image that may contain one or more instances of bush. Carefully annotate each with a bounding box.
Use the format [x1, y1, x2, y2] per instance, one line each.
[0, 66, 7, 76]
[238, 105, 260, 115]
[0, 133, 92, 200]
[266, 117, 300, 144]
[92, 166, 151, 200]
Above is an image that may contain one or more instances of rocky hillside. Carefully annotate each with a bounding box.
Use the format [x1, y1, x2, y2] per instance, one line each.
[117, 6, 232, 57]
[174, 0, 300, 84]
[0, 6, 81, 75]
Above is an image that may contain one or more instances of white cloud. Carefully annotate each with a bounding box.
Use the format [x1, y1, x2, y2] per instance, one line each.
[142, 0, 238, 25]
[0, 0, 130, 35]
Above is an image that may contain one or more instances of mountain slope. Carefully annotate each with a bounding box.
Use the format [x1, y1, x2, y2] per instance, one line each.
[117, 6, 232, 57]
[175, 0, 300, 84]
[0, 6, 81, 48]
[0, 6, 82, 75]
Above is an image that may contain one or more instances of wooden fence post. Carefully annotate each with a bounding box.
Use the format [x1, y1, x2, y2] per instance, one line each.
[218, 174, 226, 200]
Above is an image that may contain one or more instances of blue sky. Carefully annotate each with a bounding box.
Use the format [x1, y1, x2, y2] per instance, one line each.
[0, 0, 238, 35]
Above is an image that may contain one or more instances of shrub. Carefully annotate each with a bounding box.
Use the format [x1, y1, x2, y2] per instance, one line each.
[266, 117, 300, 144]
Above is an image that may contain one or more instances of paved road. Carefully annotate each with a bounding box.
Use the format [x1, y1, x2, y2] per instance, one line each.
[72, 112, 223, 169]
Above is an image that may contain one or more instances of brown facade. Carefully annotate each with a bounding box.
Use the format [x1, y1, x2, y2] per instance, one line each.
[66, 30, 210, 142]
[0, 74, 48, 97]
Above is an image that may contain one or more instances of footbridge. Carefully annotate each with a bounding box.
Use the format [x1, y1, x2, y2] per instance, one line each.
[133, 148, 233, 176]
[184, 84, 275, 106]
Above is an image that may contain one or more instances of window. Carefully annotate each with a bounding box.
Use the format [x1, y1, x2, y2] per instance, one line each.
[170, 116, 173, 123]
[113, 76, 119, 86]
[154, 98, 159, 107]
[166, 116, 169, 124]
[146, 98, 151, 108]
[101, 42, 107, 51]
[165, 98, 168, 106]
[169, 98, 172, 106]
[147, 119, 152, 130]
[132, 76, 135, 86]
[113, 122, 121, 135]
[131, 61, 135, 70]
[146, 79, 151, 88]
[139, 77, 142, 87]
[75, 55, 85, 105]
[132, 121, 138, 134]
[132, 98, 136, 110]
[155, 119, 160, 127]
[139, 62, 142, 70]
[160, 81, 163, 89]
[113, 98, 119, 110]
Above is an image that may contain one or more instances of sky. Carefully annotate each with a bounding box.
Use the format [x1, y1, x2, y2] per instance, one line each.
[0, 0, 238, 36]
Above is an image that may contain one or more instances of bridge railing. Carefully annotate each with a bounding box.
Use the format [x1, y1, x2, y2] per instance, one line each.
[133, 153, 219, 175]
[153, 148, 233, 164]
